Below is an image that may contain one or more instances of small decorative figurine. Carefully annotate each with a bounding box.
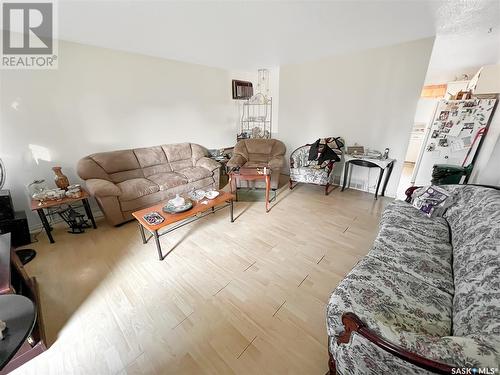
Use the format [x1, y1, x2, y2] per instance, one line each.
[382, 148, 390, 159]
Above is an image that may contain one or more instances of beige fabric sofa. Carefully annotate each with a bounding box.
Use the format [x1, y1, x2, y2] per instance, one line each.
[77, 143, 220, 225]
[226, 139, 286, 189]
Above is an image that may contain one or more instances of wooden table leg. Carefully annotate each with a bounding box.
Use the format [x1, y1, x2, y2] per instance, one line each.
[265, 175, 270, 213]
[37, 208, 54, 244]
[229, 174, 238, 202]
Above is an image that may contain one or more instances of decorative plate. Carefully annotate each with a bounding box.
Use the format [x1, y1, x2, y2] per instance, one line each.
[163, 199, 193, 214]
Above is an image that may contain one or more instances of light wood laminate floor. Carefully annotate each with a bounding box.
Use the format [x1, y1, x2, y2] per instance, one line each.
[15, 182, 392, 375]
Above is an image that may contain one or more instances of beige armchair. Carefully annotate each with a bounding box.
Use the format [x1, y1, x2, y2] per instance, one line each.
[226, 139, 286, 190]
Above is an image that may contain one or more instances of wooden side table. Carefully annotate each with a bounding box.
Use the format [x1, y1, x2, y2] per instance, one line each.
[228, 167, 272, 212]
[30, 191, 97, 244]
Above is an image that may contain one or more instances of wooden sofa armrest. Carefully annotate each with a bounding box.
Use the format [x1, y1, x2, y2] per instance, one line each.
[336, 313, 453, 375]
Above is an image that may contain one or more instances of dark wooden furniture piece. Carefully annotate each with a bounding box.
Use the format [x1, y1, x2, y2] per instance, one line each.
[132, 191, 235, 261]
[228, 167, 272, 212]
[0, 295, 36, 372]
[209, 147, 233, 188]
[341, 157, 395, 199]
[0, 233, 47, 374]
[30, 190, 97, 244]
[328, 312, 454, 375]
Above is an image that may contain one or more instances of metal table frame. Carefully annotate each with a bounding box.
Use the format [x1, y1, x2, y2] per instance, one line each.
[138, 199, 234, 261]
[341, 159, 395, 200]
[35, 198, 97, 244]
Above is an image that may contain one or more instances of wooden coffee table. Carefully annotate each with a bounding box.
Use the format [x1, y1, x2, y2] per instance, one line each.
[132, 191, 235, 260]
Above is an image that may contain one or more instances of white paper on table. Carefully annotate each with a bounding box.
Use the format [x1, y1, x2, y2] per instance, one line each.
[447, 124, 462, 137]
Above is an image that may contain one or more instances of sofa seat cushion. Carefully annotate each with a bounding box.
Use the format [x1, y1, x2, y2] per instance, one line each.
[116, 178, 159, 201]
[120, 190, 166, 213]
[326, 256, 452, 343]
[368, 200, 454, 295]
[177, 166, 212, 183]
[290, 167, 329, 185]
[148, 172, 187, 191]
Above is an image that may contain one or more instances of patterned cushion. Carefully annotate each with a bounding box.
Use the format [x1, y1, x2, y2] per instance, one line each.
[369, 200, 454, 294]
[326, 256, 452, 341]
[443, 186, 500, 340]
[290, 166, 330, 185]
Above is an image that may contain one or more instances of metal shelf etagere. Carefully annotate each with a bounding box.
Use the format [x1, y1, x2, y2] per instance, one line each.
[237, 93, 272, 141]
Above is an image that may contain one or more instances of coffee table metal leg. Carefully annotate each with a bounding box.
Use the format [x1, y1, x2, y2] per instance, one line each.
[230, 199, 234, 222]
[138, 223, 147, 244]
[153, 230, 163, 261]
[82, 198, 97, 229]
[37, 208, 54, 244]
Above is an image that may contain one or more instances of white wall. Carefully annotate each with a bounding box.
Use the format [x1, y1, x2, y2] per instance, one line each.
[278, 38, 434, 197]
[0, 40, 238, 227]
[468, 64, 500, 185]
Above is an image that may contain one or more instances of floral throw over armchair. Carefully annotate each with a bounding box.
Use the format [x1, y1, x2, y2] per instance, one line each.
[289, 137, 344, 195]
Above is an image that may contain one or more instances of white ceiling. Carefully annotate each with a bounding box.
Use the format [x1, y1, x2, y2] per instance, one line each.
[56, 0, 500, 77]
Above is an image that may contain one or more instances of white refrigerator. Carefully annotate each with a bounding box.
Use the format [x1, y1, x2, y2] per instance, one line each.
[413, 99, 497, 186]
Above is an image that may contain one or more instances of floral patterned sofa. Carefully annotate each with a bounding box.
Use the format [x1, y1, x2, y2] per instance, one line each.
[326, 185, 500, 374]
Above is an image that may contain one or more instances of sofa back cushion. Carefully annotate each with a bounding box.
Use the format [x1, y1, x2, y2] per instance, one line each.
[86, 150, 144, 183]
[234, 139, 286, 163]
[77, 143, 209, 183]
[134, 146, 172, 177]
[162, 143, 193, 171]
[444, 186, 500, 337]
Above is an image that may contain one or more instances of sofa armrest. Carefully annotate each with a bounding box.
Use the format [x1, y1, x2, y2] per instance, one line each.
[226, 154, 247, 169]
[333, 313, 455, 374]
[85, 178, 121, 197]
[268, 156, 284, 169]
[196, 157, 221, 172]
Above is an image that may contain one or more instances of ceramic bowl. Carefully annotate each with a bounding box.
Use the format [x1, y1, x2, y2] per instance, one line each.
[205, 190, 219, 199]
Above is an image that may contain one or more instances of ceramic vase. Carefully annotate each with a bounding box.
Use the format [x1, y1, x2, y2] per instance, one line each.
[52, 166, 69, 190]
